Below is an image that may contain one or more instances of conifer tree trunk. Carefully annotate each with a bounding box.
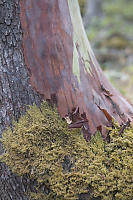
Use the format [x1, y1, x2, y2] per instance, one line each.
[0, 0, 40, 199]
[83, 0, 104, 28]
[0, 0, 133, 199]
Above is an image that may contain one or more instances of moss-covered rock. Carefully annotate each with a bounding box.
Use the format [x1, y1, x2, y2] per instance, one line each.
[0, 102, 133, 200]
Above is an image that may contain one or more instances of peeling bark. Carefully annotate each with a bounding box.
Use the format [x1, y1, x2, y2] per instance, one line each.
[20, 0, 133, 138]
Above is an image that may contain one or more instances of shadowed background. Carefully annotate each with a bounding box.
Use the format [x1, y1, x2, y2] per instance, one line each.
[79, 0, 133, 103]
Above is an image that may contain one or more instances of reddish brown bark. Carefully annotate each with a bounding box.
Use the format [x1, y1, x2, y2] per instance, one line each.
[20, 0, 133, 138]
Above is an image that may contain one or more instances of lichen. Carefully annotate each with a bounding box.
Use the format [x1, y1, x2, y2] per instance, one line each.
[0, 101, 133, 200]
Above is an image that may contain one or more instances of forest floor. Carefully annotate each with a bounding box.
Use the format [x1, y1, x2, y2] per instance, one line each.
[80, 0, 133, 104]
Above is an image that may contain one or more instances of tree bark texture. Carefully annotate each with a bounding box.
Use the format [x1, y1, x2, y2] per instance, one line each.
[0, 0, 133, 199]
[0, 0, 40, 199]
[20, 0, 133, 138]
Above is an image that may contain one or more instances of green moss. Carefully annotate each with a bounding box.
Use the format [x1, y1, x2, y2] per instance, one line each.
[0, 102, 133, 200]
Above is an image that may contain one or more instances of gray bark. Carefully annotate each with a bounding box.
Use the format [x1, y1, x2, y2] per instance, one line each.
[83, 0, 103, 28]
[0, 0, 41, 199]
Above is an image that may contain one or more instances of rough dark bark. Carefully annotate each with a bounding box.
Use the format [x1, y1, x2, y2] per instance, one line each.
[0, 0, 41, 199]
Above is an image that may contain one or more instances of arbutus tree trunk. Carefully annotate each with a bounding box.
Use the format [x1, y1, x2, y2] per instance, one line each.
[0, 0, 133, 199]
[20, 0, 133, 139]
